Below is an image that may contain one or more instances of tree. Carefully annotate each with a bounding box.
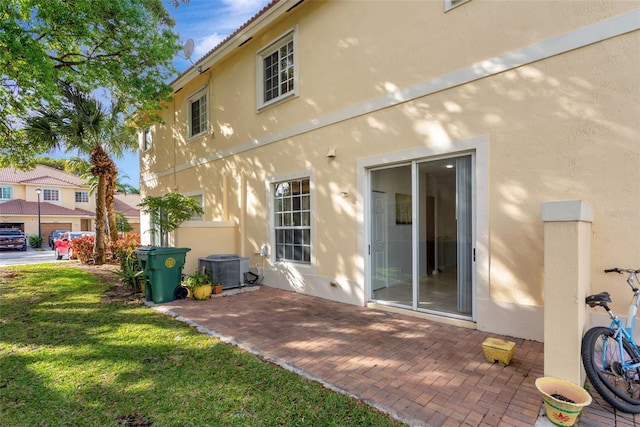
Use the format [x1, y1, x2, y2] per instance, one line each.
[34, 156, 67, 171]
[1, 0, 186, 168]
[116, 212, 134, 234]
[25, 86, 137, 264]
[138, 193, 204, 247]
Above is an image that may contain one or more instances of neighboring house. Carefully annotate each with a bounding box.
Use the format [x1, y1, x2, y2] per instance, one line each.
[0, 165, 140, 242]
[139, 0, 639, 344]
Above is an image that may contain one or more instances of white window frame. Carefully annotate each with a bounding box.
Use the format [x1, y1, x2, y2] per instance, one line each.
[0, 186, 11, 200]
[268, 171, 313, 265]
[184, 192, 204, 221]
[445, 0, 471, 12]
[42, 188, 60, 203]
[256, 27, 298, 110]
[188, 87, 208, 139]
[142, 128, 153, 152]
[75, 191, 89, 203]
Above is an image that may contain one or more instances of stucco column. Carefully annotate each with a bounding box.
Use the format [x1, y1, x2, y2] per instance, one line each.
[541, 200, 592, 385]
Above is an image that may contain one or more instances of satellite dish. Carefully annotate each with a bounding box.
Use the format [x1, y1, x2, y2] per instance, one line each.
[183, 38, 195, 61]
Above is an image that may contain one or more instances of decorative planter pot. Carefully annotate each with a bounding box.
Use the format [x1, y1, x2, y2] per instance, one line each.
[213, 284, 223, 294]
[192, 285, 213, 300]
[535, 377, 592, 426]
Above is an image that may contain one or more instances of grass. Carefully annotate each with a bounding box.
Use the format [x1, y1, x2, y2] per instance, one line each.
[0, 264, 403, 427]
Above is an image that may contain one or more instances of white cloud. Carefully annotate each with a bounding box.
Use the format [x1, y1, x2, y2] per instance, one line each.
[170, 0, 271, 68]
[194, 32, 225, 58]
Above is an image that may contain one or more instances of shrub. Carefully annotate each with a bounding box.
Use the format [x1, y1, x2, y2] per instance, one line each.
[70, 235, 95, 264]
[28, 235, 42, 248]
[109, 233, 143, 290]
[109, 233, 141, 267]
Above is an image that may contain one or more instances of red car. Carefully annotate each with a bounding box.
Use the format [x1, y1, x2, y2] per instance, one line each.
[54, 231, 95, 260]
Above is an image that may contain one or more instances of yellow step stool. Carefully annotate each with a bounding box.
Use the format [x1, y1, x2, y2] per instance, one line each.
[482, 337, 516, 366]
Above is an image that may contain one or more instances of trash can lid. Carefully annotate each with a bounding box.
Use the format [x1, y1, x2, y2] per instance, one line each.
[135, 246, 157, 254]
[151, 247, 191, 254]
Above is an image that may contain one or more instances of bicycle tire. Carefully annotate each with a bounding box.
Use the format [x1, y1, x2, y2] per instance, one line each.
[581, 326, 640, 413]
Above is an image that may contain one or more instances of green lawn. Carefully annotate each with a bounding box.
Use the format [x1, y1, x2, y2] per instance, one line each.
[0, 264, 403, 427]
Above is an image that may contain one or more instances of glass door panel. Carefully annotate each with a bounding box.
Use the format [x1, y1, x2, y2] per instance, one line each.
[417, 156, 472, 316]
[368, 155, 473, 319]
[370, 165, 413, 307]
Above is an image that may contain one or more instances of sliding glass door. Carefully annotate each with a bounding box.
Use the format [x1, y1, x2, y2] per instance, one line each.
[369, 154, 474, 319]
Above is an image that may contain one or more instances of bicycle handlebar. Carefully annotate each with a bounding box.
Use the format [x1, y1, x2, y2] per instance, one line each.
[604, 268, 640, 274]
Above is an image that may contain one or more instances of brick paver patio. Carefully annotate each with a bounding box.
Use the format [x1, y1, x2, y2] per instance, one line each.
[155, 286, 639, 426]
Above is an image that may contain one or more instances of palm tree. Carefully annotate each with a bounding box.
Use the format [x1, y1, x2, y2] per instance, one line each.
[25, 86, 137, 264]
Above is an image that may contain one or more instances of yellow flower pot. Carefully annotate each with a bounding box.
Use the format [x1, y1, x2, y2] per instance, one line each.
[535, 377, 592, 426]
[192, 284, 213, 300]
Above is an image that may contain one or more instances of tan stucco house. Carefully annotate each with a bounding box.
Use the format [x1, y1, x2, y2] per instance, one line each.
[139, 0, 639, 362]
[0, 165, 140, 243]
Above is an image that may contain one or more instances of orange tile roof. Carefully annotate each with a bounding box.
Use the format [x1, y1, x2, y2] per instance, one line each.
[114, 194, 140, 216]
[0, 199, 94, 216]
[0, 165, 85, 187]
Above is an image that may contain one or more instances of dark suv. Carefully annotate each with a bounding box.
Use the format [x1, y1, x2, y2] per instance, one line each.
[0, 228, 27, 251]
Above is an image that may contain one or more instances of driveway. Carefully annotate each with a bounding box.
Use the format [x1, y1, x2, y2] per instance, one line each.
[0, 245, 63, 266]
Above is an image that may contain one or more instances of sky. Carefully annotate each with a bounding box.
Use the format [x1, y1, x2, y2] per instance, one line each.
[59, 0, 272, 187]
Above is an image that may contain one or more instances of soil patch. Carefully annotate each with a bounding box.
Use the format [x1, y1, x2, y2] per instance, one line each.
[74, 263, 144, 305]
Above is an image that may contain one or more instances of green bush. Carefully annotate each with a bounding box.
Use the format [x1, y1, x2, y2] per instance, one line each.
[28, 234, 42, 248]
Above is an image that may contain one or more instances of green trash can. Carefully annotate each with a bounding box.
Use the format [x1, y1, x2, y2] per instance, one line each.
[136, 246, 191, 303]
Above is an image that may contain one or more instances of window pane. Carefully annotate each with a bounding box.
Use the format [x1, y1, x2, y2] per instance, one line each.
[262, 38, 294, 104]
[273, 177, 310, 264]
[291, 180, 301, 195]
[191, 99, 200, 135]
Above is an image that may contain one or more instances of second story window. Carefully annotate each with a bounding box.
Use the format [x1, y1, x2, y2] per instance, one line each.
[75, 191, 89, 203]
[0, 186, 11, 200]
[143, 129, 152, 151]
[43, 189, 59, 202]
[258, 29, 297, 109]
[188, 89, 208, 139]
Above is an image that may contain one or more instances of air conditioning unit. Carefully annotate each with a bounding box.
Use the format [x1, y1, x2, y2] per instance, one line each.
[198, 254, 249, 290]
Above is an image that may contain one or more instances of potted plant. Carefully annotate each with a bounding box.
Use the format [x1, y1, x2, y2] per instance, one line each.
[183, 270, 212, 300]
[535, 377, 592, 426]
[212, 275, 223, 295]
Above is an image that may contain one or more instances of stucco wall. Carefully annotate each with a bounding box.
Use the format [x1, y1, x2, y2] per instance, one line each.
[141, 1, 640, 340]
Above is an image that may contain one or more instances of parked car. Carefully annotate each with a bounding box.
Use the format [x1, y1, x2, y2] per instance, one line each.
[54, 231, 95, 260]
[0, 228, 27, 251]
[48, 229, 70, 249]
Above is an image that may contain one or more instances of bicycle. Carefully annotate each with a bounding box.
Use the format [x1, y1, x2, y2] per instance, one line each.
[582, 267, 640, 413]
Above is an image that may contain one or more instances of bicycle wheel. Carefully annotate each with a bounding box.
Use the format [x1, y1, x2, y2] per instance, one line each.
[581, 326, 640, 413]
